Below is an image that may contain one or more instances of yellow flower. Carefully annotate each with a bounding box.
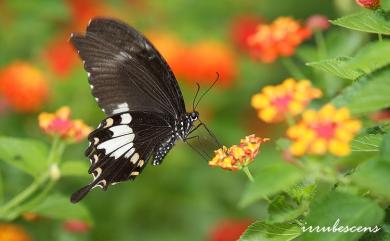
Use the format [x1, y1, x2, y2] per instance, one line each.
[251, 78, 322, 123]
[0, 223, 31, 241]
[287, 104, 361, 157]
[208, 135, 270, 171]
[38, 106, 92, 143]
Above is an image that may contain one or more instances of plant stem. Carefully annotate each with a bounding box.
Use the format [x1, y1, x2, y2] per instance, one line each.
[0, 137, 66, 219]
[12, 179, 56, 216]
[0, 173, 48, 215]
[47, 136, 66, 164]
[281, 58, 306, 79]
[314, 30, 327, 59]
[0, 169, 3, 204]
[242, 167, 255, 182]
[286, 114, 296, 127]
[378, 33, 383, 41]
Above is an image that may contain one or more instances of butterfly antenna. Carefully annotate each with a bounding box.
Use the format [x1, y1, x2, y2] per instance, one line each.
[194, 72, 219, 110]
[192, 83, 201, 112]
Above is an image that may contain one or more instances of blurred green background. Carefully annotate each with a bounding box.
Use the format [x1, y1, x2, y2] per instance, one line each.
[0, 0, 362, 240]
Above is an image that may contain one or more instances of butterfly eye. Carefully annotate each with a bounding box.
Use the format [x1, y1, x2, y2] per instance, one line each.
[191, 112, 199, 120]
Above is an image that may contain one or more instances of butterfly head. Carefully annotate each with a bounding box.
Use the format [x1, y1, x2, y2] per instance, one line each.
[190, 111, 199, 121]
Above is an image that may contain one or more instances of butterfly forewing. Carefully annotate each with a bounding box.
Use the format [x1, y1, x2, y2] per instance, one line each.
[70, 18, 186, 117]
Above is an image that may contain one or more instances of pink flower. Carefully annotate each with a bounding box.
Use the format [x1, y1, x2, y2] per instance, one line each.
[306, 15, 330, 31]
[63, 220, 90, 233]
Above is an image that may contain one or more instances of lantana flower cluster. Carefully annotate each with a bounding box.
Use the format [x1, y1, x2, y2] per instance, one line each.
[148, 32, 237, 87]
[251, 78, 322, 123]
[38, 106, 92, 143]
[248, 17, 311, 63]
[0, 62, 48, 113]
[209, 135, 269, 171]
[287, 105, 361, 157]
[251, 78, 361, 158]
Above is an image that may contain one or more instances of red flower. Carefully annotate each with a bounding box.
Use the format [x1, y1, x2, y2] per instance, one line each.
[0, 62, 48, 113]
[209, 219, 252, 241]
[355, 0, 381, 9]
[149, 32, 237, 87]
[248, 17, 311, 63]
[63, 220, 90, 233]
[306, 15, 330, 31]
[44, 35, 78, 77]
[230, 15, 262, 51]
[371, 108, 390, 122]
[65, 0, 109, 30]
[184, 41, 237, 87]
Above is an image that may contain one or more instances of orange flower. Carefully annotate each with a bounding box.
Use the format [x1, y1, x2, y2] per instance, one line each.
[66, 0, 108, 30]
[230, 15, 262, 51]
[251, 78, 322, 123]
[185, 41, 237, 87]
[147, 32, 187, 78]
[248, 17, 311, 63]
[149, 32, 237, 87]
[22, 212, 41, 222]
[287, 104, 361, 157]
[38, 106, 92, 143]
[43, 35, 78, 77]
[209, 135, 269, 171]
[0, 62, 48, 112]
[0, 223, 31, 241]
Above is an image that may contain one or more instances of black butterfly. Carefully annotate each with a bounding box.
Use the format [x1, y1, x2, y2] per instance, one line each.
[69, 18, 219, 203]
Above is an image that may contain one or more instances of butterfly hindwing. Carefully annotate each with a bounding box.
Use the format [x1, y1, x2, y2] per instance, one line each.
[70, 111, 173, 203]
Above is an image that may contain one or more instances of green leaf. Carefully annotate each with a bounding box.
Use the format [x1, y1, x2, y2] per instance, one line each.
[239, 221, 301, 241]
[60, 160, 89, 177]
[307, 41, 390, 80]
[350, 134, 383, 153]
[31, 193, 92, 223]
[297, 30, 366, 63]
[352, 159, 390, 200]
[301, 191, 384, 241]
[267, 194, 307, 224]
[331, 10, 390, 35]
[332, 69, 390, 114]
[0, 137, 49, 177]
[365, 122, 390, 135]
[380, 134, 390, 161]
[306, 57, 363, 80]
[239, 162, 303, 207]
[346, 41, 390, 74]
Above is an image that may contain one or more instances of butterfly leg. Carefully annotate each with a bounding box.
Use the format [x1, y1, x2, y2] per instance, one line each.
[188, 121, 221, 147]
[198, 120, 221, 146]
[184, 135, 211, 160]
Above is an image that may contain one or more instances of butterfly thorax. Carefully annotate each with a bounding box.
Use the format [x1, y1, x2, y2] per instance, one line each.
[152, 111, 199, 165]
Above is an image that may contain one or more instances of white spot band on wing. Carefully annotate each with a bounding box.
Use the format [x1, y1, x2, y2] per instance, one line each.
[110, 142, 134, 159]
[97, 134, 134, 154]
[109, 125, 133, 137]
[120, 113, 132, 124]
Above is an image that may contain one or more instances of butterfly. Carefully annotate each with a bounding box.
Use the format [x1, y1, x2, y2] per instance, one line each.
[69, 18, 219, 203]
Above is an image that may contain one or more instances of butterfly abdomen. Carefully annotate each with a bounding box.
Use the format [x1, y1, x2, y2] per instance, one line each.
[152, 133, 175, 165]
